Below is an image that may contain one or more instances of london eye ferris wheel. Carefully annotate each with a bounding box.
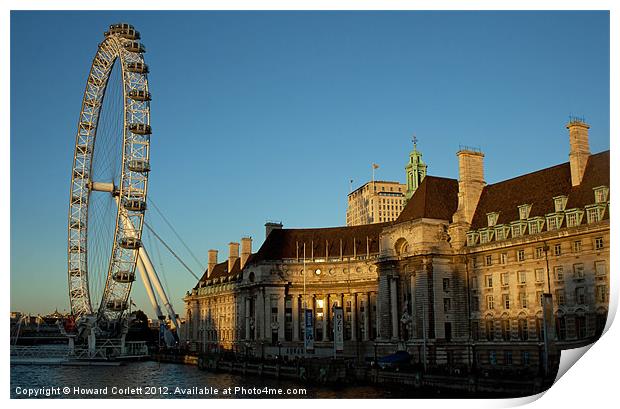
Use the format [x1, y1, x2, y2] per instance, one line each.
[67, 23, 156, 331]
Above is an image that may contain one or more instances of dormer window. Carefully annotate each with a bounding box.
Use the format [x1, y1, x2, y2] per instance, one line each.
[585, 203, 606, 224]
[467, 232, 479, 247]
[518, 204, 532, 220]
[511, 220, 527, 238]
[593, 186, 609, 204]
[479, 229, 494, 244]
[495, 225, 510, 241]
[565, 209, 584, 228]
[546, 213, 563, 231]
[487, 212, 499, 227]
[528, 217, 545, 234]
[553, 196, 568, 212]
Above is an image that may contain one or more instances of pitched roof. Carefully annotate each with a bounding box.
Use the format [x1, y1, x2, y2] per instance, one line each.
[470, 150, 609, 229]
[251, 222, 389, 263]
[395, 176, 459, 223]
[195, 257, 242, 288]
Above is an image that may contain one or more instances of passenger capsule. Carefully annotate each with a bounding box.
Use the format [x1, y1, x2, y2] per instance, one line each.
[128, 159, 150, 173]
[120, 237, 141, 249]
[128, 90, 151, 101]
[123, 198, 146, 212]
[123, 41, 145, 53]
[125, 62, 149, 74]
[69, 245, 85, 253]
[127, 123, 151, 135]
[113, 271, 136, 283]
[106, 300, 128, 311]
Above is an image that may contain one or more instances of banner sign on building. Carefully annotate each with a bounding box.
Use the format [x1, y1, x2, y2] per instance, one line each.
[333, 306, 344, 353]
[304, 309, 314, 351]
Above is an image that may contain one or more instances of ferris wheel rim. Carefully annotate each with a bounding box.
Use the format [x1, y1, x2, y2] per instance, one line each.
[67, 23, 152, 325]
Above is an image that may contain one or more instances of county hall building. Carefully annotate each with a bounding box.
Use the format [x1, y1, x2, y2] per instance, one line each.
[183, 119, 609, 371]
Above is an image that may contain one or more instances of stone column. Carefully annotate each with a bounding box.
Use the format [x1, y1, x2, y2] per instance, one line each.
[265, 291, 272, 341]
[374, 292, 381, 340]
[244, 297, 251, 340]
[191, 301, 199, 342]
[410, 274, 417, 339]
[322, 294, 329, 341]
[292, 295, 300, 342]
[391, 277, 399, 340]
[378, 272, 391, 340]
[363, 292, 370, 341]
[351, 293, 358, 341]
[256, 290, 264, 340]
[278, 293, 285, 341]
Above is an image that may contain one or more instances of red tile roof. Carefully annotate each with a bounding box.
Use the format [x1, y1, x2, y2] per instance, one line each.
[251, 223, 388, 263]
[470, 151, 609, 229]
[395, 176, 459, 223]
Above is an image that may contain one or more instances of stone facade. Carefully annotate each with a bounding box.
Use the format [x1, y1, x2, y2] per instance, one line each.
[183, 120, 609, 372]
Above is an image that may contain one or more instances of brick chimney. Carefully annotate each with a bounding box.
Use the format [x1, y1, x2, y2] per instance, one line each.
[449, 148, 485, 248]
[265, 221, 283, 239]
[455, 149, 485, 224]
[240, 237, 252, 269]
[207, 249, 218, 278]
[228, 242, 240, 271]
[567, 118, 590, 186]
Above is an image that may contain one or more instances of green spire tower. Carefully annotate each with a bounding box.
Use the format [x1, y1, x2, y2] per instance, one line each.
[405, 135, 427, 202]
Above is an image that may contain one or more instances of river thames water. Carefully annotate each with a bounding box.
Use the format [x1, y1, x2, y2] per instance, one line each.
[11, 360, 425, 399]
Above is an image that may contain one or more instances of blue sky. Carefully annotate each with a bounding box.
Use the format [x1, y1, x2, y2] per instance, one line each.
[10, 11, 609, 317]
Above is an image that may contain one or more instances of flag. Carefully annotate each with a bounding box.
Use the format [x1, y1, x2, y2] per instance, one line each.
[372, 163, 379, 169]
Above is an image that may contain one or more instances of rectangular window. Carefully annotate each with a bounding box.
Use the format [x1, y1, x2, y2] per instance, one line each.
[535, 247, 544, 259]
[554, 266, 564, 281]
[529, 221, 540, 234]
[547, 216, 558, 231]
[594, 187, 608, 203]
[472, 276, 479, 288]
[512, 224, 522, 238]
[574, 263, 585, 279]
[485, 275, 493, 288]
[443, 278, 450, 292]
[505, 350, 513, 365]
[485, 255, 492, 266]
[503, 294, 510, 309]
[554, 243, 562, 256]
[518, 271, 527, 284]
[487, 295, 494, 310]
[480, 231, 490, 244]
[595, 237, 604, 250]
[572, 240, 582, 253]
[517, 249, 525, 262]
[500, 253, 507, 265]
[535, 268, 544, 283]
[496, 228, 506, 241]
[587, 207, 601, 223]
[596, 285, 607, 303]
[566, 212, 578, 227]
[500, 272, 509, 287]
[520, 292, 528, 308]
[522, 351, 530, 365]
[595, 261, 606, 276]
[575, 287, 586, 305]
[556, 290, 565, 306]
[554, 196, 567, 212]
[537, 291, 543, 306]
[443, 298, 451, 313]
